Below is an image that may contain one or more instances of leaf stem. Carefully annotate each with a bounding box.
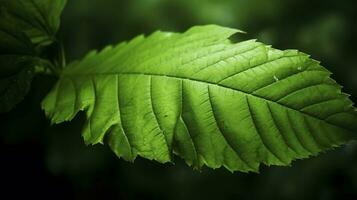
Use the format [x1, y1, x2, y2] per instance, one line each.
[58, 39, 66, 68]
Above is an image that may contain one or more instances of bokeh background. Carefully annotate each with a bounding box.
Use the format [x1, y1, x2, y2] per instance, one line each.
[1, 0, 357, 199]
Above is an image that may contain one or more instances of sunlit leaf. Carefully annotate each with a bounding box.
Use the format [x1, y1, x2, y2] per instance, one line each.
[42, 25, 357, 172]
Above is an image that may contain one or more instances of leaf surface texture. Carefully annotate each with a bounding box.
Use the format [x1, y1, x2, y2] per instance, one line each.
[42, 25, 357, 172]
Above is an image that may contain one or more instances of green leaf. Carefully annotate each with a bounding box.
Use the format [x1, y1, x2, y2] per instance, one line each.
[42, 25, 357, 172]
[0, 56, 35, 112]
[0, 0, 67, 46]
[0, 0, 67, 112]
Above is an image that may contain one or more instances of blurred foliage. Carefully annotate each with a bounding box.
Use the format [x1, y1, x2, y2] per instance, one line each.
[1, 0, 357, 199]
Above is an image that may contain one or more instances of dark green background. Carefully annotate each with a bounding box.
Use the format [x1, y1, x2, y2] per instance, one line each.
[1, 0, 357, 199]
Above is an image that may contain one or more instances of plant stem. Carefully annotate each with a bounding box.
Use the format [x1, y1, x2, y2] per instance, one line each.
[58, 39, 66, 68]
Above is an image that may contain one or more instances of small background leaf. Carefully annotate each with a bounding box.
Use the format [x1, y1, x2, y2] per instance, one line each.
[0, 0, 67, 112]
[0, 0, 67, 46]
